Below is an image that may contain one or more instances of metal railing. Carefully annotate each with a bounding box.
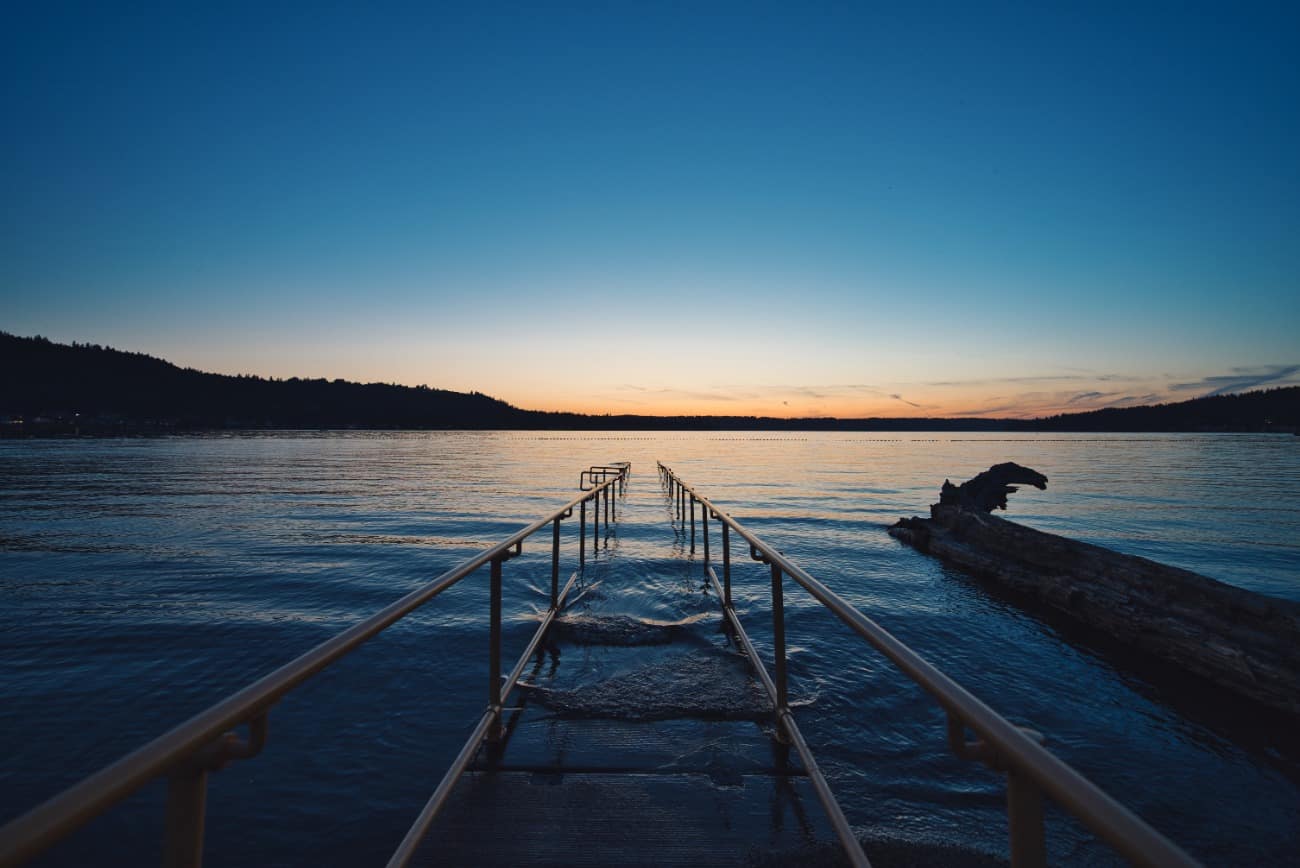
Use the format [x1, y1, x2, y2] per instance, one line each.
[657, 462, 1199, 868]
[0, 464, 630, 868]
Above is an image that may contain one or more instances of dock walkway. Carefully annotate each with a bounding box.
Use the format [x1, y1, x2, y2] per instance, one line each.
[418, 472, 833, 865]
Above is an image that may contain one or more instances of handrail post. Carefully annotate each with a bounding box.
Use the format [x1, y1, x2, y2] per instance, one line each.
[579, 499, 586, 566]
[1008, 769, 1047, 868]
[771, 562, 789, 729]
[163, 768, 208, 868]
[689, 495, 696, 553]
[488, 557, 503, 737]
[702, 503, 710, 572]
[550, 517, 561, 608]
[593, 490, 600, 545]
[722, 523, 732, 608]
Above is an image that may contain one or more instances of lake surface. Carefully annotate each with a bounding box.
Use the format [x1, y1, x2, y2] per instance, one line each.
[2, 432, 1298, 865]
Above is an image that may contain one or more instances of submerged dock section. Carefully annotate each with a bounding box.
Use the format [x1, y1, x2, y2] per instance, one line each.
[0, 461, 1201, 867]
[658, 462, 1197, 868]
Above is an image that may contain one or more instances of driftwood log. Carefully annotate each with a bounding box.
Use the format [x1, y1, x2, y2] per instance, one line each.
[890, 465, 1300, 716]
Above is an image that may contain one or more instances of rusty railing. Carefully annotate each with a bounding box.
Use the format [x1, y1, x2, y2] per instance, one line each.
[657, 462, 1198, 868]
[0, 464, 630, 868]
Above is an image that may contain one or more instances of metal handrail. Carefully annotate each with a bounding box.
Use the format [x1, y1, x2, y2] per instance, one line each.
[657, 462, 1199, 868]
[580, 462, 630, 490]
[0, 465, 630, 868]
[388, 461, 629, 867]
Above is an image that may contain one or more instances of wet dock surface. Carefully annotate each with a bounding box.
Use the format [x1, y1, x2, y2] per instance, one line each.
[419, 547, 839, 866]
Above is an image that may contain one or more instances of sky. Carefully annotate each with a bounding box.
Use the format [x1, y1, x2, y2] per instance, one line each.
[3, 2, 1298, 418]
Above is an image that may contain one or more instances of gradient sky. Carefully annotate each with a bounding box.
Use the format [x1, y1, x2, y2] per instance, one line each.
[3, 2, 1298, 418]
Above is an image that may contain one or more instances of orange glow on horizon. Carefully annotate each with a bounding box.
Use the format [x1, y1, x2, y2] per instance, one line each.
[505, 389, 1156, 421]
[175, 343, 1249, 423]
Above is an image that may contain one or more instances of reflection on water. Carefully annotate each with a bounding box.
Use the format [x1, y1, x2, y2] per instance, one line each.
[1, 432, 1297, 865]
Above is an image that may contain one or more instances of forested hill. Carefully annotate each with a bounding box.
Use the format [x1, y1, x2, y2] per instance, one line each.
[1032, 386, 1299, 432]
[3, 332, 1296, 432]
[1, 333, 527, 430]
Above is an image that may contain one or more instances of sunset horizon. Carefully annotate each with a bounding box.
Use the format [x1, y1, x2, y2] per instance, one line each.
[132, 354, 1300, 420]
[9, 328, 1297, 423]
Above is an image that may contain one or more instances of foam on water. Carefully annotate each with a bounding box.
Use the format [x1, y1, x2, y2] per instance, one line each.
[524, 651, 772, 721]
[551, 612, 713, 646]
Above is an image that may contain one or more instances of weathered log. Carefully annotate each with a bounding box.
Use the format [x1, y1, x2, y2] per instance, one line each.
[890, 466, 1300, 716]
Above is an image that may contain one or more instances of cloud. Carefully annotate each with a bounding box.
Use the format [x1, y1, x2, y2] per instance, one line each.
[1168, 364, 1300, 397]
[945, 403, 1024, 417]
[890, 393, 922, 408]
[1100, 393, 1163, 408]
[713, 383, 887, 398]
[946, 388, 1127, 418]
[923, 373, 1140, 388]
[609, 385, 740, 402]
[661, 388, 740, 402]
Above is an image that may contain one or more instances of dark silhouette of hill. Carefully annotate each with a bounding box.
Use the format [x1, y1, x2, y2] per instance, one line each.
[1031, 387, 1299, 432]
[1, 333, 525, 430]
[2, 332, 1296, 433]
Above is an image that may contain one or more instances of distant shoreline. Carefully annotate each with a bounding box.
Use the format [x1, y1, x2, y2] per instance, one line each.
[4, 424, 1297, 439]
[5, 332, 1298, 435]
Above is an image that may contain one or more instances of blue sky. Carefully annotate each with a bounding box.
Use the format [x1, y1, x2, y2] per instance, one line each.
[3, 2, 1297, 417]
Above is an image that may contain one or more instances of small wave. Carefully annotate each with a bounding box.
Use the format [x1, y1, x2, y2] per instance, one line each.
[560, 580, 605, 608]
[522, 652, 771, 720]
[552, 612, 711, 646]
[313, 533, 488, 548]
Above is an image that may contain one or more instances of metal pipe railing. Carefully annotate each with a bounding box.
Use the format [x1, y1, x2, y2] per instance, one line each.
[659, 463, 868, 867]
[656, 462, 1198, 868]
[385, 568, 583, 868]
[0, 464, 630, 868]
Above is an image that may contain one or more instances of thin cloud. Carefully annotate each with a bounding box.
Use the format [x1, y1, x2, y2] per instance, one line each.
[923, 373, 1139, 388]
[658, 388, 740, 402]
[712, 383, 887, 398]
[890, 393, 922, 408]
[1169, 364, 1300, 397]
[1099, 393, 1163, 408]
[610, 386, 740, 402]
[946, 388, 1111, 418]
[946, 404, 1023, 417]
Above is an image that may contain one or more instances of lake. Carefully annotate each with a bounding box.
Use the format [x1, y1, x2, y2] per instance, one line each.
[2, 432, 1297, 865]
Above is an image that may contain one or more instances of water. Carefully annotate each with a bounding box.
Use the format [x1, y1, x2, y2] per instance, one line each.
[1, 432, 1298, 865]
